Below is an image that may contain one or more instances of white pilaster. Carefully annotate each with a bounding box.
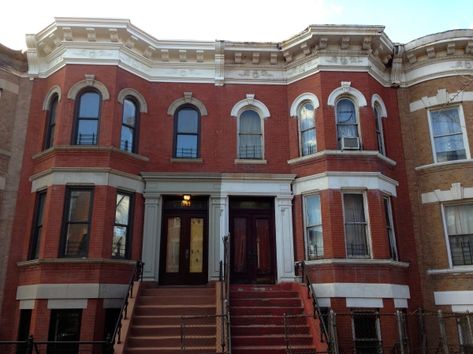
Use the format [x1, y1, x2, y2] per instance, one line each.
[275, 196, 295, 282]
[209, 195, 228, 280]
[142, 193, 162, 281]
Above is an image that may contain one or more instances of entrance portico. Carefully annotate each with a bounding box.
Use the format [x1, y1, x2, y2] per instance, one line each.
[141, 172, 296, 284]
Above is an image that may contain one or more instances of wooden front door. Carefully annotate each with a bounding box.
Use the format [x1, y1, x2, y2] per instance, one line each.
[230, 198, 276, 284]
[159, 197, 208, 285]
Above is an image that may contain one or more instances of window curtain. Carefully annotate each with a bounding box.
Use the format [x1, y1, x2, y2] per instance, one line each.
[336, 99, 358, 138]
[239, 110, 262, 158]
[445, 204, 473, 235]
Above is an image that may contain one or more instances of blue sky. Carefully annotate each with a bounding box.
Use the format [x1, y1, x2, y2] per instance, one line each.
[1, 0, 472, 50]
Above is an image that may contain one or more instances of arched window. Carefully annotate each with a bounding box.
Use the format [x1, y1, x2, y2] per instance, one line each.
[299, 102, 316, 156]
[373, 103, 386, 155]
[336, 98, 359, 149]
[74, 90, 101, 145]
[174, 105, 200, 158]
[44, 94, 58, 149]
[120, 97, 139, 153]
[239, 110, 263, 159]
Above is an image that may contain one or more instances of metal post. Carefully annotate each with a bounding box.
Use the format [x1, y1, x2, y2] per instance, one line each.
[329, 310, 339, 354]
[438, 310, 450, 354]
[418, 308, 427, 354]
[396, 310, 406, 354]
[26, 335, 34, 354]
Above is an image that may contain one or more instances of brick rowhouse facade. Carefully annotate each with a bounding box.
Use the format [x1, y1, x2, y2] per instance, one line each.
[0, 18, 472, 352]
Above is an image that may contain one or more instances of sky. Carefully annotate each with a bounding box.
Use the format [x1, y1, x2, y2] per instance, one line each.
[1, 0, 472, 51]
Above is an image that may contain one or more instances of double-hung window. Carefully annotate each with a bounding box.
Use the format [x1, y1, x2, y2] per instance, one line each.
[61, 188, 93, 257]
[343, 193, 370, 257]
[29, 191, 47, 260]
[444, 203, 473, 266]
[174, 106, 200, 158]
[112, 191, 133, 258]
[74, 90, 101, 145]
[383, 196, 398, 260]
[374, 103, 386, 155]
[299, 102, 316, 156]
[429, 106, 468, 163]
[44, 94, 58, 150]
[239, 110, 263, 159]
[336, 98, 359, 149]
[304, 194, 323, 259]
[120, 97, 139, 153]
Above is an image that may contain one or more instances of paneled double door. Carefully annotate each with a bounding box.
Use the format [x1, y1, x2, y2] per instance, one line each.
[159, 211, 208, 285]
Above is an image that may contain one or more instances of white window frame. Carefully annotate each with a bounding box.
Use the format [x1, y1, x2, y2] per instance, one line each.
[298, 101, 317, 156]
[303, 193, 323, 260]
[427, 105, 470, 164]
[374, 103, 386, 156]
[335, 97, 362, 149]
[441, 202, 473, 268]
[342, 191, 372, 258]
[290, 92, 320, 157]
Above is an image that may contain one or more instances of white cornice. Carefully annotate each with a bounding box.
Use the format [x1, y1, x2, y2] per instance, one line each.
[25, 18, 473, 87]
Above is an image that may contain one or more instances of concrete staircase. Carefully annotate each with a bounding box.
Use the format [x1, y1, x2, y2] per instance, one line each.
[124, 284, 216, 354]
[230, 284, 317, 354]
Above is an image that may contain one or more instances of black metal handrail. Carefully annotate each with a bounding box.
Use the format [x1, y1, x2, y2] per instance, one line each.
[219, 235, 231, 354]
[294, 260, 334, 352]
[109, 260, 144, 348]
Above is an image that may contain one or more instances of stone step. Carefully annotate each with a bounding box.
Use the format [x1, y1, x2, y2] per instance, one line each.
[232, 334, 312, 347]
[138, 295, 214, 306]
[127, 335, 215, 348]
[231, 290, 299, 299]
[134, 305, 215, 316]
[125, 346, 216, 354]
[132, 315, 215, 326]
[231, 306, 303, 316]
[231, 297, 301, 307]
[130, 324, 216, 337]
[232, 324, 308, 336]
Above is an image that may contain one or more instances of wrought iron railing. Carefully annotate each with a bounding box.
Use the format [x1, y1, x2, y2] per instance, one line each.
[449, 234, 473, 265]
[109, 260, 144, 348]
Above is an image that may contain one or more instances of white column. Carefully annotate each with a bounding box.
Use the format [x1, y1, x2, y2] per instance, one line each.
[142, 193, 162, 281]
[275, 195, 295, 282]
[209, 195, 228, 280]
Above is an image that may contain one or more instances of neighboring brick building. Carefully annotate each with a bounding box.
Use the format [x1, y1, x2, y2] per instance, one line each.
[0, 44, 32, 322]
[0, 18, 472, 353]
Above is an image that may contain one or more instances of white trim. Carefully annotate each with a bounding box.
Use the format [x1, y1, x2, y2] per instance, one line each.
[347, 298, 383, 308]
[434, 291, 473, 306]
[313, 282, 410, 300]
[416, 158, 473, 171]
[117, 88, 148, 113]
[304, 258, 409, 268]
[452, 305, 473, 313]
[0, 78, 20, 94]
[409, 89, 473, 112]
[288, 149, 397, 166]
[48, 299, 88, 309]
[427, 105, 470, 164]
[421, 182, 473, 204]
[19, 300, 35, 310]
[292, 171, 398, 197]
[394, 298, 408, 308]
[16, 283, 129, 300]
[327, 82, 367, 107]
[67, 76, 110, 100]
[427, 266, 473, 274]
[371, 94, 387, 118]
[303, 193, 323, 260]
[289, 92, 320, 117]
[42, 85, 61, 110]
[230, 94, 270, 119]
[30, 168, 144, 193]
[167, 92, 208, 116]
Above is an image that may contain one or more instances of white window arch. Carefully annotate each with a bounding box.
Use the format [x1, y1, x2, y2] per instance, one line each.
[290, 93, 320, 156]
[231, 94, 270, 160]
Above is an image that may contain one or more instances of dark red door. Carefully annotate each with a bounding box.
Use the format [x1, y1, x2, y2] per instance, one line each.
[230, 198, 275, 284]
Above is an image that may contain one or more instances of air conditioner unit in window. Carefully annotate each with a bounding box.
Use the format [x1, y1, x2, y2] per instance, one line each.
[341, 136, 360, 150]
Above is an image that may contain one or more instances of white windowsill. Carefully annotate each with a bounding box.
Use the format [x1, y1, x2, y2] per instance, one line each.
[288, 150, 396, 166]
[170, 158, 203, 163]
[427, 265, 473, 275]
[234, 159, 267, 164]
[304, 258, 410, 268]
[415, 158, 473, 171]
